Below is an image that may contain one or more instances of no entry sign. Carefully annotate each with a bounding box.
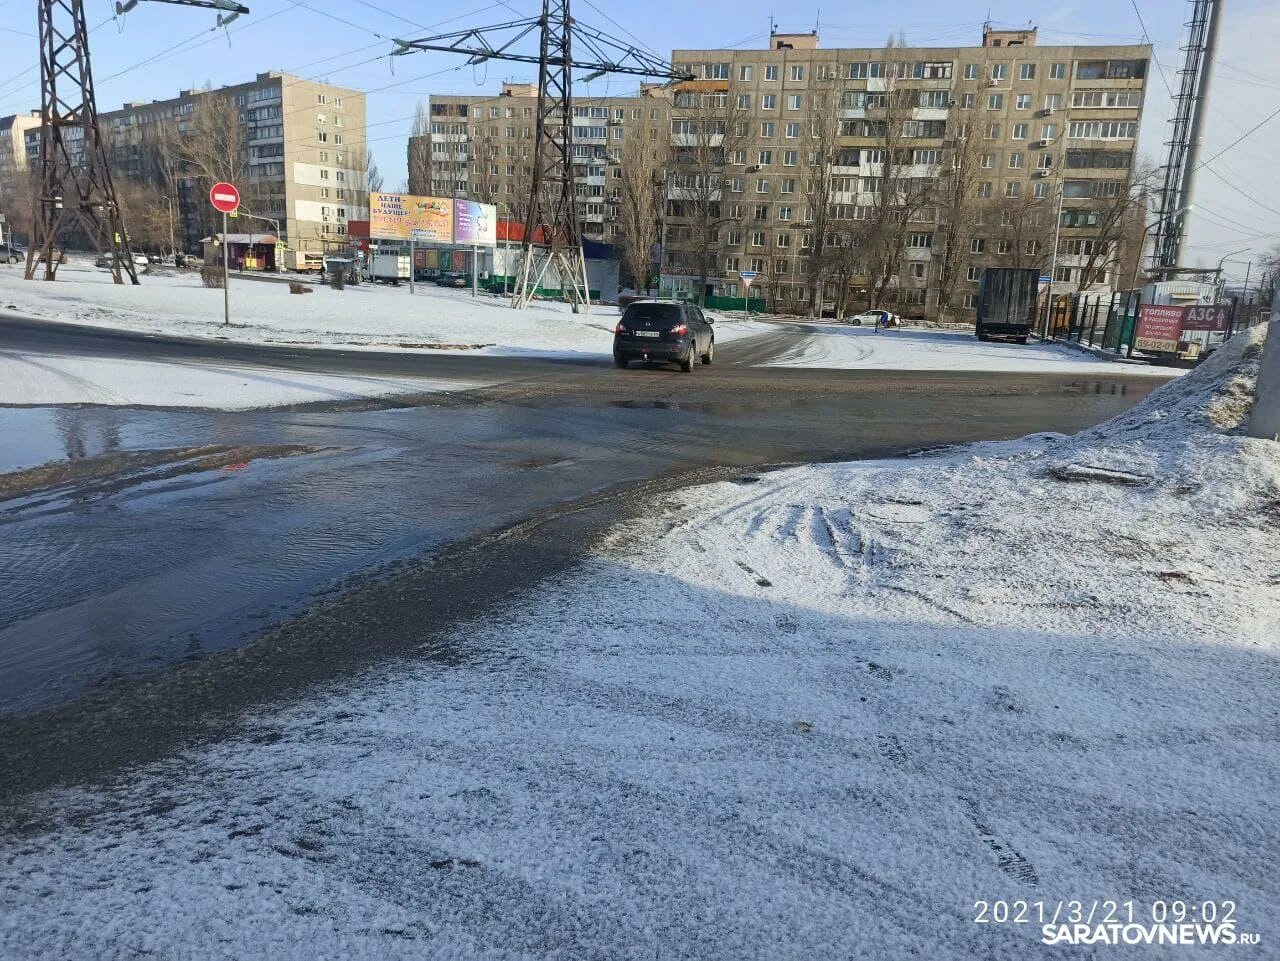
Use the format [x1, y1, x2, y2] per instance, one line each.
[209, 182, 240, 213]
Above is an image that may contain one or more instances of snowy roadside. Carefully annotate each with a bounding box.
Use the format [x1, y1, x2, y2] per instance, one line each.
[0, 349, 484, 409]
[0, 262, 771, 360]
[762, 319, 1183, 375]
[1, 331, 1275, 959]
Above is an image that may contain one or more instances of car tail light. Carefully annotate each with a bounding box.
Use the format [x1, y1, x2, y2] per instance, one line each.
[670, 324, 689, 336]
[614, 322, 628, 334]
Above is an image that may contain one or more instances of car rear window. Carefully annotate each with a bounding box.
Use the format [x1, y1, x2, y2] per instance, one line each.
[622, 303, 682, 324]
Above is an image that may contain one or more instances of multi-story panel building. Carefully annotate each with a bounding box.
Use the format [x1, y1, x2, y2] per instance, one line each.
[24, 72, 367, 255]
[668, 27, 1151, 316]
[0, 111, 41, 203]
[409, 82, 671, 245]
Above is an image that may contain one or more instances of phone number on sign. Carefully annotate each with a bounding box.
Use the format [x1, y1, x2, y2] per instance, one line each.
[973, 900, 1262, 948]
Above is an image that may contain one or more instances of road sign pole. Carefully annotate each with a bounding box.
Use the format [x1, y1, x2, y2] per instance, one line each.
[222, 210, 229, 326]
[472, 245, 478, 298]
[409, 239, 415, 295]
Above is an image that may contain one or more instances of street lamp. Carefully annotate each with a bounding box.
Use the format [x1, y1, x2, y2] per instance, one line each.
[1131, 205, 1193, 290]
[1214, 247, 1251, 300]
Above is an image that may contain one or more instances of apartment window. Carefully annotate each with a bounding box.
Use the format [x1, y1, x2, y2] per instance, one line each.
[980, 153, 994, 169]
[906, 232, 933, 248]
[334, 134, 343, 145]
[739, 65, 753, 81]
[778, 205, 793, 220]
[1009, 152, 1024, 169]
[1005, 180, 1021, 197]
[749, 257, 764, 272]
[727, 229, 743, 245]
[964, 293, 978, 309]
[730, 149, 747, 165]
[976, 182, 992, 198]
[910, 262, 926, 279]
[319, 187, 329, 198]
[781, 177, 796, 194]
[1037, 153, 1054, 170]
[1044, 94, 1063, 113]
[316, 113, 326, 124]
[320, 169, 329, 180]
[758, 121, 775, 138]
[711, 62, 730, 79]
[785, 122, 801, 138]
[758, 149, 773, 165]
[1042, 123, 1058, 140]
[1071, 90, 1143, 108]
[913, 149, 943, 165]
[1050, 62, 1066, 79]
[961, 93, 976, 109]
[1012, 123, 1028, 139]
[986, 123, 1001, 139]
[918, 90, 950, 108]
[764, 65, 778, 81]
[753, 204, 768, 220]
[1015, 94, 1032, 110]
[1055, 266, 1073, 282]
[997, 239, 1012, 255]
[317, 131, 328, 143]
[1068, 121, 1139, 139]
[737, 94, 751, 109]
[1019, 63, 1036, 80]
[775, 232, 791, 249]
[783, 149, 798, 166]
[790, 65, 804, 81]
[963, 64, 979, 80]
[991, 63, 1007, 81]
[725, 256, 740, 272]
[966, 266, 981, 281]
[988, 94, 1004, 110]
[787, 95, 803, 110]
[750, 231, 765, 247]
[730, 204, 745, 218]
[762, 94, 777, 110]
[316, 94, 327, 104]
[319, 150, 328, 162]
[971, 238, 986, 253]
[756, 177, 770, 193]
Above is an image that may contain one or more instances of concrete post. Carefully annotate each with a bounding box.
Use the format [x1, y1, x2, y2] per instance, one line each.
[1248, 277, 1280, 440]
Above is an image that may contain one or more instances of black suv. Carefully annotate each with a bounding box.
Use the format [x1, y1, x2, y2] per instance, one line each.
[613, 301, 715, 372]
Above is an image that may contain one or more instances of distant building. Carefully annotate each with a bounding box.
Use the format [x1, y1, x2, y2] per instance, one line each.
[24, 72, 367, 255]
[0, 111, 41, 212]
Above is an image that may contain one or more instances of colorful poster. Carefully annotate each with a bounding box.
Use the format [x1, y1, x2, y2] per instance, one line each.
[369, 192, 453, 242]
[1134, 304, 1186, 353]
[453, 199, 497, 246]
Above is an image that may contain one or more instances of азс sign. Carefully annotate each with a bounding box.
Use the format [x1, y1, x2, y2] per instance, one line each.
[1182, 303, 1231, 332]
[1134, 304, 1186, 353]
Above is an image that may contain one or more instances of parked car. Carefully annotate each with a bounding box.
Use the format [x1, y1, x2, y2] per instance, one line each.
[433, 272, 468, 288]
[613, 300, 715, 372]
[0, 242, 25, 264]
[94, 251, 148, 269]
[32, 247, 66, 265]
[846, 309, 898, 327]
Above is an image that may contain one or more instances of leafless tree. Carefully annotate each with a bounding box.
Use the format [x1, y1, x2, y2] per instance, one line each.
[1068, 159, 1159, 293]
[614, 112, 667, 294]
[173, 93, 257, 242]
[933, 107, 984, 321]
[801, 73, 845, 317]
[407, 102, 431, 195]
[666, 83, 752, 304]
[989, 192, 1058, 273]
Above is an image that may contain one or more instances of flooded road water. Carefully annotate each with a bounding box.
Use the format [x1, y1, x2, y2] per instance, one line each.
[0, 368, 1162, 715]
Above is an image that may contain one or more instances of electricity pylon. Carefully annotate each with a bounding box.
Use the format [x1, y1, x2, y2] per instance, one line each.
[27, 0, 248, 283]
[392, 0, 688, 312]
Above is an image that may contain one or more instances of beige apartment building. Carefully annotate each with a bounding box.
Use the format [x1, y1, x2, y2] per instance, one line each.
[410, 82, 671, 244]
[24, 72, 367, 255]
[0, 111, 41, 200]
[667, 27, 1151, 314]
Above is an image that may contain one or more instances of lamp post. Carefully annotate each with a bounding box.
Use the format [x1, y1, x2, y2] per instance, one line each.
[1214, 247, 1251, 299]
[164, 196, 176, 262]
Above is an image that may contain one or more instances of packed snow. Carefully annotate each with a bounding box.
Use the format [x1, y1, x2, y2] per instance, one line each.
[0, 260, 770, 360]
[1, 331, 1275, 958]
[0, 349, 483, 409]
[763, 320, 1182, 374]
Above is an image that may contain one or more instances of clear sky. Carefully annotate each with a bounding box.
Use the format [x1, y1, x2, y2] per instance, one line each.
[0, 0, 1276, 281]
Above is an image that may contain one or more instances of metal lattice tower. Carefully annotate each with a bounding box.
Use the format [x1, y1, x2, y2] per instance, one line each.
[28, 0, 136, 283]
[1151, 0, 1222, 273]
[392, 2, 687, 312]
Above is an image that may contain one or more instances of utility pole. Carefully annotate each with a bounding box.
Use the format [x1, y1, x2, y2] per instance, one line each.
[1152, 0, 1223, 272]
[390, 3, 689, 311]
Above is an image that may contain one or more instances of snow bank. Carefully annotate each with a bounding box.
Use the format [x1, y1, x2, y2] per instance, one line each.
[1, 329, 1276, 959]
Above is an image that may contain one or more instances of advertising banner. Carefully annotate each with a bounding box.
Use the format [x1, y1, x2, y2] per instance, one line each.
[1181, 303, 1231, 332]
[369, 193, 453, 242]
[1135, 304, 1187, 353]
[453, 199, 498, 246]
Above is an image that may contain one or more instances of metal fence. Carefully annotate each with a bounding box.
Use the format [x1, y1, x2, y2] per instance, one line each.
[1042, 290, 1258, 359]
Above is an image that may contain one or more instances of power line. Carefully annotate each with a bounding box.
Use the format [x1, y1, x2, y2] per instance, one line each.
[1126, 0, 1173, 98]
[1197, 103, 1280, 170]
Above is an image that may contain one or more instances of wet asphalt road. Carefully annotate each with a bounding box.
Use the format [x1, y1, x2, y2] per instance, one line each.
[0, 318, 1173, 799]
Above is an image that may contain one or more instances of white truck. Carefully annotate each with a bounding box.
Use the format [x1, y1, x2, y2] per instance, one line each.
[284, 250, 325, 273]
[365, 248, 411, 285]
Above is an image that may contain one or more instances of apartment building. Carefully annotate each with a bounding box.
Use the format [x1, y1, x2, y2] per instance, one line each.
[666, 26, 1150, 314]
[0, 111, 41, 204]
[24, 72, 367, 255]
[409, 82, 671, 244]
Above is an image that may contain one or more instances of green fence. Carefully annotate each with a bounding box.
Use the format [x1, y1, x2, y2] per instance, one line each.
[705, 295, 767, 312]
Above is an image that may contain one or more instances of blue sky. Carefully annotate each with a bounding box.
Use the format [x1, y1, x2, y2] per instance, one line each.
[0, 0, 1276, 280]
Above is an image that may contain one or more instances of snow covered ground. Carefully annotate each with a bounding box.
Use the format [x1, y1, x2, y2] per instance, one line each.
[0, 349, 482, 409]
[2, 330, 1274, 958]
[764, 320, 1182, 374]
[0, 260, 770, 359]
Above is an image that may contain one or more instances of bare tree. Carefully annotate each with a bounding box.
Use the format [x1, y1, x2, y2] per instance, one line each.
[801, 72, 844, 317]
[990, 192, 1057, 273]
[173, 93, 256, 242]
[407, 102, 431, 195]
[666, 83, 752, 304]
[1068, 159, 1158, 293]
[933, 107, 984, 321]
[365, 149, 384, 193]
[615, 112, 667, 294]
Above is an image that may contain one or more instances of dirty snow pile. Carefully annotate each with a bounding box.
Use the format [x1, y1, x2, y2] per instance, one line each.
[2, 331, 1277, 959]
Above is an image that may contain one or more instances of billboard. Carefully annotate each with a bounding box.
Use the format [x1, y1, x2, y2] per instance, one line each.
[369, 192, 453, 242]
[453, 199, 498, 246]
[1134, 304, 1186, 353]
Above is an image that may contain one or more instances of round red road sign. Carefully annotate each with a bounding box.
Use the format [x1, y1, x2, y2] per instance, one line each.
[209, 182, 240, 213]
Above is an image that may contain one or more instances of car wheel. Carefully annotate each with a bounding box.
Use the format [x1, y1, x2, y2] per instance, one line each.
[850, 318, 862, 326]
[680, 347, 695, 373]
[1016, 336, 1028, 345]
[613, 354, 628, 369]
[701, 338, 714, 365]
